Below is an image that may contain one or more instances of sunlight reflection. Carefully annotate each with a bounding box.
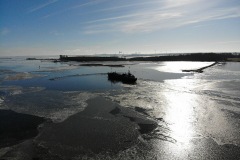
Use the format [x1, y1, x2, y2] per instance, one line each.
[165, 92, 195, 145]
[154, 61, 213, 73]
[156, 78, 200, 158]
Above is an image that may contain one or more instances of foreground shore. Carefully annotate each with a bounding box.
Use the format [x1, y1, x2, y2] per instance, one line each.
[1, 96, 240, 160]
[0, 96, 157, 159]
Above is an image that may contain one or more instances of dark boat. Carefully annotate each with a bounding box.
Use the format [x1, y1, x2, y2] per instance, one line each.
[108, 71, 137, 84]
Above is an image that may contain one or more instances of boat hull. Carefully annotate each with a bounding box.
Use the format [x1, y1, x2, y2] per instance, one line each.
[108, 72, 137, 84]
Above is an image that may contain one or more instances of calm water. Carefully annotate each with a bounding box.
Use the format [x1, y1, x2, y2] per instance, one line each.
[0, 57, 240, 159]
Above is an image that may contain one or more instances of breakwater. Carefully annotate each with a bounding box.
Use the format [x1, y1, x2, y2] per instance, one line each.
[182, 62, 218, 73]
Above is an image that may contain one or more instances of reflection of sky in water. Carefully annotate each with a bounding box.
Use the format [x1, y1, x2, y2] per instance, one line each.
[0, 58, 120, 91]
[2, 75, 120, 91]
[1, 58, 190, 91]
[0, 57, 65, 73]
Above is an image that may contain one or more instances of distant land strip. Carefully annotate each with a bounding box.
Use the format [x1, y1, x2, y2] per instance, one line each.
[25, 53, 240, 62]
[59, 53, 240, 62]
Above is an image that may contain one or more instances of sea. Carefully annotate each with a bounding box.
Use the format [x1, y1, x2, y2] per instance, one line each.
[0, 56, 240, 159]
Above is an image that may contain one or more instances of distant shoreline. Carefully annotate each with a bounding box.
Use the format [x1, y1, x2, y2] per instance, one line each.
[23, 53, 240, 62]
[58, 53, 240, 62]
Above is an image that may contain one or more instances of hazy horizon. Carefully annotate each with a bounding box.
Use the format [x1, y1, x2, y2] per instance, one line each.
[1, 0, 240, 56]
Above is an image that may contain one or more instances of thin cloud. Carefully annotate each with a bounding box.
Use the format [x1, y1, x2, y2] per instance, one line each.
[63, 46, 105, 55]
[84, 14, 141, 24]
[28, 0, 58, 13]
[0, 28, 10, 36]
[163, 0, 197, 9]
[85, 1, 164, 14]
[83, 0, 240, 34]
[50, 30, 63, 36]
[83, 10, 184, 34]
[42, 0, 106, 19]
[70, 0, 106, 9]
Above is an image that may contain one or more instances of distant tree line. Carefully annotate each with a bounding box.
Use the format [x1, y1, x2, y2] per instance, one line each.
[59, 53, 240, 62]
[129, 53, 240, 61]
[59, 55, 126, 61]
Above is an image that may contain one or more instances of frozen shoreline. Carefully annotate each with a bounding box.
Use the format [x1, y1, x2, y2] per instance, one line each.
[1, 95, 240, 160]
[0, 96, 158, 159]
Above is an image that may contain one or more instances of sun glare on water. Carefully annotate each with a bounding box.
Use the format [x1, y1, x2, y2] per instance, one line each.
[165, 92, 196, 144]
[154, 61, 214, 73]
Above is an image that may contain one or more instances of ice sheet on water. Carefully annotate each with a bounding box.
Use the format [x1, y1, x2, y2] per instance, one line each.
[35, 65, 80, 73]
[103, 74, 240, 147]
[0, 98, 3, 106]
[4, 72, 45, 80]
[0, 86, 45, 96]
[2, 90, 96, 122]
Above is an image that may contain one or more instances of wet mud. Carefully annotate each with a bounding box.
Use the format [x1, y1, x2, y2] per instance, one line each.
[0, 110, 45, 148]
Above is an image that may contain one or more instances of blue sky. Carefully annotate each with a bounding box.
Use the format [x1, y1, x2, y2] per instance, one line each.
[0, 0, 240, 56]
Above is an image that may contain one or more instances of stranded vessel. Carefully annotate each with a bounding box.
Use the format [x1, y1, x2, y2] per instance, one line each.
[108, 71, 137, 84]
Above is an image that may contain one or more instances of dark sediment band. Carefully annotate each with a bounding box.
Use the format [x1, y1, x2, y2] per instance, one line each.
[0, 109, 45, 148]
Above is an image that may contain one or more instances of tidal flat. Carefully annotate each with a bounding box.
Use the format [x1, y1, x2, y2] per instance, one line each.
[0, 57, 240, 159]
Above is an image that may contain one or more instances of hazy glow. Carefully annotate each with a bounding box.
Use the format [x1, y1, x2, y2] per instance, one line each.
[0, 0, 240, 56]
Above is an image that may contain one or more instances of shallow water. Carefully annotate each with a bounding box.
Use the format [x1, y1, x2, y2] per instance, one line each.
[0, 57, 240, 159]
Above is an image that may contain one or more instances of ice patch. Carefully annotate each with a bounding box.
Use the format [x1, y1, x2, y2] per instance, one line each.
[0, 146, 12, 157]
[0, 97, 3, 105]
[0, 86, 45, 96]
[103, 80, 165, 114]
[3, 90, 96, 123]
[4, 72, 45, 81]
[35, 65, 79, 72]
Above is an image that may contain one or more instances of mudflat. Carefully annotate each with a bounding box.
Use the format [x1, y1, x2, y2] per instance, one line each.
[0, 110, 45, 148]
[35, 96, 157, 158]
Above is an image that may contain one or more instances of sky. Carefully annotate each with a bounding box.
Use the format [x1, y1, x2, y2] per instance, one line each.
[0, 0, 240, 56]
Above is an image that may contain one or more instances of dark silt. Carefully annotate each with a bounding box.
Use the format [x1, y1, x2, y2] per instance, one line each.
[34, 97, 157, 158]
[0, 110, 45, 148]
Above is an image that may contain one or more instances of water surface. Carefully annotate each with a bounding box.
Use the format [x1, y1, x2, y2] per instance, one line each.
[0, 57, 239, 159]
